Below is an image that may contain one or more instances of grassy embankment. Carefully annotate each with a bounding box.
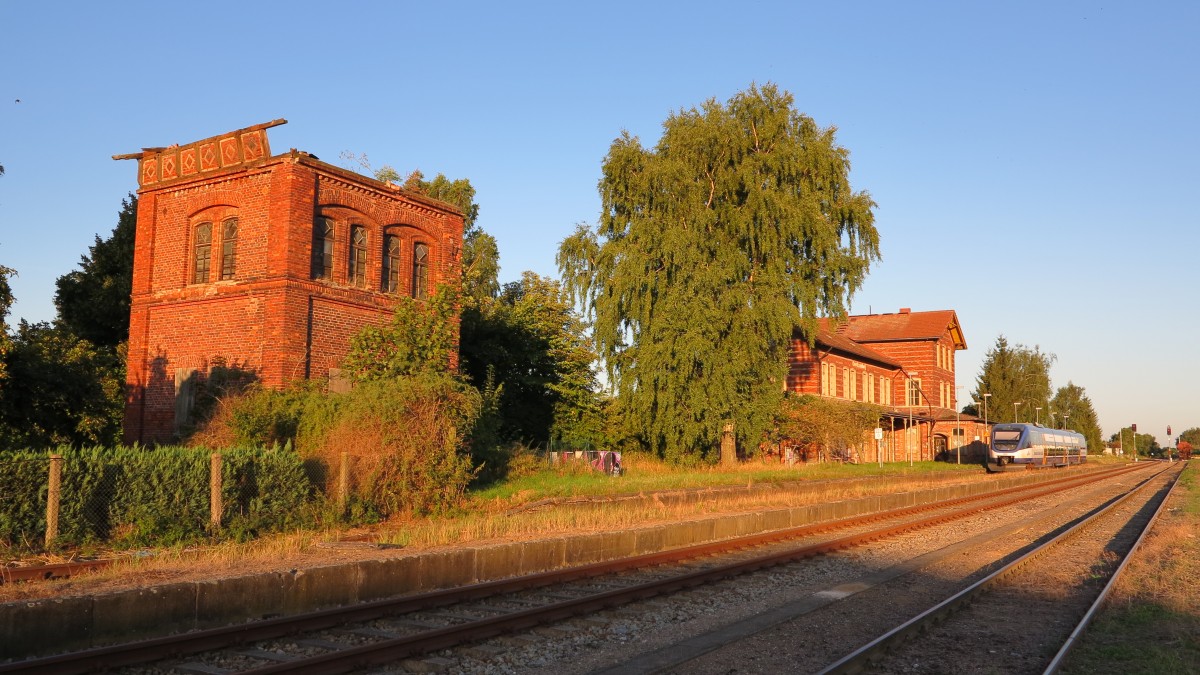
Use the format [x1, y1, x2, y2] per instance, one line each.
[1063, 459, 1200, 674]
[390, 454, 990, 546]
[4, 456, 997, 601]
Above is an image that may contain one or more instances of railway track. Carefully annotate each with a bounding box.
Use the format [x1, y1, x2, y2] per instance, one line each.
[818, 461, 1183, 674]
[0, 463, 1157, 674]
[0, 559, 113, 585]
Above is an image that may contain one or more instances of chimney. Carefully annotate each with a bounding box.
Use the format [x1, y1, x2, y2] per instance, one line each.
[899, 307, 911, 314]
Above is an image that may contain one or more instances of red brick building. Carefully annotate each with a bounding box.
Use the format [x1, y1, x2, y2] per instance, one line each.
[116, 120, 465, 443]
[787, 308, 987, 462]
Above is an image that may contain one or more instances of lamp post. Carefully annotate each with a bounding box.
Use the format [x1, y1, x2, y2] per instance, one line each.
[1013, 401, 1023, 423]
[955, 385, 963, 464]
[1035, 406, 1042, 425]
[982, 392, 991, 450]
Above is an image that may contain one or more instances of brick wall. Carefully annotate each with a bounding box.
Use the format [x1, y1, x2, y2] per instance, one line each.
[123, 135, 464, 444]
[862, 337, 957, 410]
[787, 339, 899, 403]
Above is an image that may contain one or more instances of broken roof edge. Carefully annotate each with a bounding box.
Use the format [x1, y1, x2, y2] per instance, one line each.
[113, 119, 287, 161]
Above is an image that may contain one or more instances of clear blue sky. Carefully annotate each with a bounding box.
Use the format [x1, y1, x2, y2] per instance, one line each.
[2, 1, 1196, 445]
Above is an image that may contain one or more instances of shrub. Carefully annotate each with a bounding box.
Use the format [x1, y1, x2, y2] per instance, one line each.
[305, 375, 480, 517]
[0, 444, 315, 553]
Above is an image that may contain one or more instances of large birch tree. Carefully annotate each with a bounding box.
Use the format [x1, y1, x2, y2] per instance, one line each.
[558, 84, 879, 462]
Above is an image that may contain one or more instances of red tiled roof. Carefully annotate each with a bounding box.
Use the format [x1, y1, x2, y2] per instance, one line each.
[813, 329, 903, 369]
[819, 309, 966, 350]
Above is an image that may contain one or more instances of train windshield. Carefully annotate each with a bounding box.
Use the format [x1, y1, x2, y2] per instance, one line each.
[993, 429, 1022, 450]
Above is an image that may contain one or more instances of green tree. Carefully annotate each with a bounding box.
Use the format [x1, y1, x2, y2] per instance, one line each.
[54, 194, 137, 350]
[964, 336, 1054, 424]
[0, 321, 125, 449]
[558, 83, 878, 462]
[406, 171, 498, 303]
[1049, 382, 1103, 452]
[1109, 426, 1159, 458]
[343, 285, 459, 381]
[0, 193, 136, 450]
[461, 229, 500, 302]
[776, 395, 883, 462]
[0, 264, 14, 387]
[1178, 427, 1200, 449]
[459, 272, 601, 449]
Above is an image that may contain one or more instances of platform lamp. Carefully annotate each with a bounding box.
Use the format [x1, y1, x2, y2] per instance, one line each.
[1013, 401, 1022, 423]
[955, 385, 963, 464]
[1035, 406, 1042, 425]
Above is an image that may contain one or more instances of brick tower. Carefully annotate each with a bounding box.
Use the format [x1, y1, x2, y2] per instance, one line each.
[115, 120, 464, 443]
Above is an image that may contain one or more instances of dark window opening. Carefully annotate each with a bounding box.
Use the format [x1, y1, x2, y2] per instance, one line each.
[350, 225, 368, 287]
[412, 242, 429, 298]
[220, 218, 238, 280]
[313, 217, 334, 280]
[193, 222, 212, 284]
[383, 234, 401, 292]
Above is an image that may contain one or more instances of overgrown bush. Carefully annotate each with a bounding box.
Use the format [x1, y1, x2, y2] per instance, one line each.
[305, 376, 480, 517]
[200, 374, 482, 519]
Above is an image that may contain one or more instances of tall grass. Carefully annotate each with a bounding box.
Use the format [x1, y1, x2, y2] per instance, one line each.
[1064, 460, 1200, 673]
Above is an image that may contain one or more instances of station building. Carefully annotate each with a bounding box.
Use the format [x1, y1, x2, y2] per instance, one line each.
[116, 120, 465, 443]
[787, 308, 988, 462]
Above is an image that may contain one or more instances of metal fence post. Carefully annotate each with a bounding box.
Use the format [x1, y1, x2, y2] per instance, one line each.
[210, 452, 222, 531]
[45, 454, 63, 548]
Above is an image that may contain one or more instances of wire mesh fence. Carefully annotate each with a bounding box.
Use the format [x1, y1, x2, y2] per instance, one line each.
[1, 447, 313, 556]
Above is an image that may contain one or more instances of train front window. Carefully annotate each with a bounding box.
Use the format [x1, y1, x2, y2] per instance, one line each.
[993, 429, 1021, 450]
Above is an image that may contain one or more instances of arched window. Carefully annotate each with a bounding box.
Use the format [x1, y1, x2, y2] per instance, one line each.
[382, 234, 401, 293]
[219, 218, 238, 280]
[350, 225, 368, 287]
[312, 217, 334, 280]
[412, 242, 429, 298]
[193, 222, 212, 284]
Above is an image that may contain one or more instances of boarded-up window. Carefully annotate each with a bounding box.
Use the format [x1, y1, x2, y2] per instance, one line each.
[174, 368, 198, 431]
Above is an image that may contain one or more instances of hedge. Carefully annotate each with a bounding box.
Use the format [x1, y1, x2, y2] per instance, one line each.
[0, 444, 316, 552]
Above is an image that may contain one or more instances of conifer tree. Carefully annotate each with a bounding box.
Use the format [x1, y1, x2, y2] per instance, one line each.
[1049, 382, 1103, 451]
[54, 194, 137, 350]
[558, 84, 879, 462]
[965, 336, 1055, 424]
